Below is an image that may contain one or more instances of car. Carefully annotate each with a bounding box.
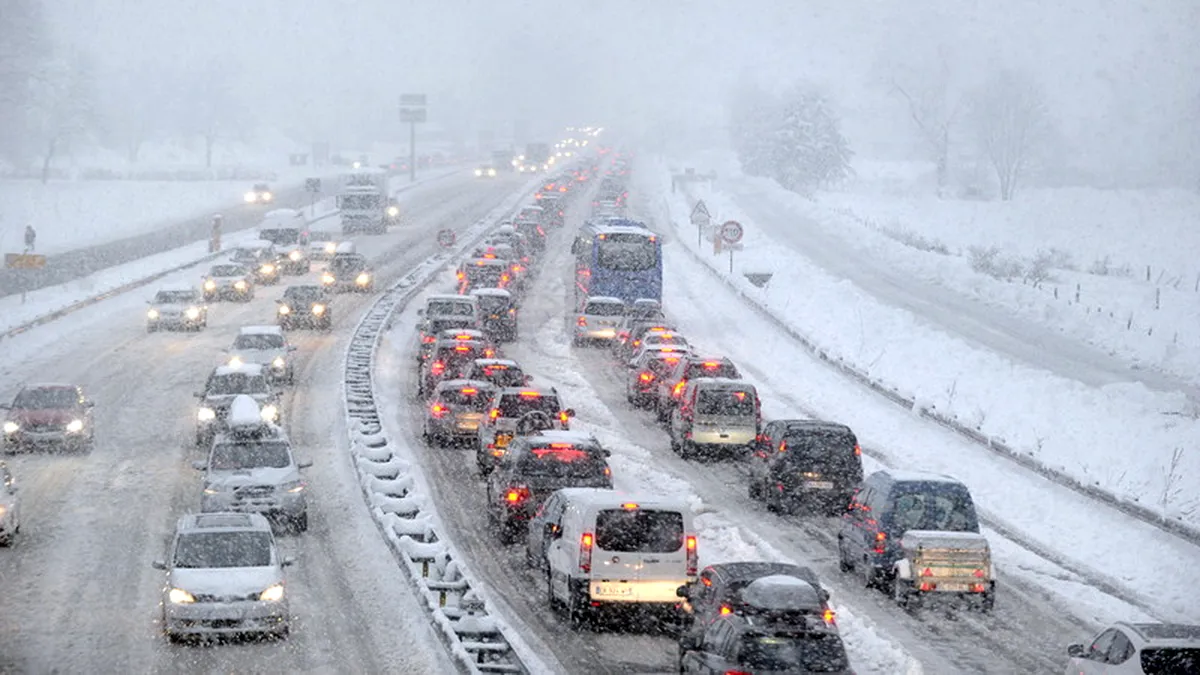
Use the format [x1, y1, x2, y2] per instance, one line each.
[837, 469, 994, 611]
[669, 378, 761, 460]
[613, 320, 678, 363]
[470, 288, 518, 342]
[476, 386, 574, 474]
[679, 576, 849, 674]
[1, 383, 95, 453]
[750, 420, 863, 515]
[625, 348, 686, 408]
[195, 364, 282, 447]
[535, 489, 697, 627]
[419, 294, 480, 326]
[677, 562, 831, 640]
[654, 355, 741, 421]
[627, 298, 664, 320]
[194, 395, 312, 532]
[485, 226, 533, 266]
[244, 182, 274, 204]
[513, 211, 547, 253]
[629, 331, 689, 360]
[258, 210, 311, 275]
[456, 258, 513, 295]
[0, 462, 21, 545]
[230, 242, 283, 285]
[460, 358, 529, 389]
[146, 287, 209, 332]
[418, 338, 493, 397]
[320, 249, 374, 293]
[307, 230, 341, 261]
[1066, 622, 1200, 674]
[536, 194, 566, 229]
[487, 430, 613, 544]
[277, 285, 332, 330]
[474, 164, 498, 178]
[202, 263, 255, 302]
[226, 326, 298, 385]
[422, 379, 498, 446]
[572, 296, 626, 345]
[152, 511, 293, 641]
[471, 243, 526, 293]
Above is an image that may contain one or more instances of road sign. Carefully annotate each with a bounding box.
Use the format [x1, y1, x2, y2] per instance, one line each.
[5, 253, 46, 269]
[436, 229, 456, 248]
[400, 94, 427, 107]
[690, 200, 711, 224]
[305, 178, 321, 193]
[720, 220, 744, 245]
[400, 108, 427, 123]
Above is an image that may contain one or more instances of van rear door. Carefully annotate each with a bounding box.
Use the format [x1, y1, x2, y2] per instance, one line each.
[590, 506, 690, 603]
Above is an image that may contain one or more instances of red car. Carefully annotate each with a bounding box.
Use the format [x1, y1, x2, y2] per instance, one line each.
[2, 384, 96, 452]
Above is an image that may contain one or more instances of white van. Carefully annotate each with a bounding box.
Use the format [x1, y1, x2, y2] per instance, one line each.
[537, 488, 697, 625]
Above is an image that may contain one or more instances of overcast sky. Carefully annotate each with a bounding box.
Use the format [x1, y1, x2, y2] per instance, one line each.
[43, 0, 1198, 177]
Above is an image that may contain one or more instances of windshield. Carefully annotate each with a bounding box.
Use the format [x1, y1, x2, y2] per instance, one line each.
[14, 388, 78, 409]
[465, 265, 505, 285]
[174, 531, 273, 569]
[206, 373, 270, 396]
[427, 300, 475, 317]
[154, 291, 196, 304]
[211, 265, 246, 277]
[595, 509, 683, 553]
[470, 364, 525, 387]
[259, 228, 302, 245]
[330, 255, 366, 273]
[338, 194, 384, 209]
[584, 302, 626, 317]
[233, 333, 286, 350]
[284, 288, 324, 302]
[696, 389, 756, 416]
[597, 233, 658, 271]
[496, 394, 561, 418]
[890, 485, 980, 533]
[516, 448, 607, 479]
[739, 635, 850, 673]
[210, 441, 291, 470]
[232, 248, 264, 262]
[476, 296, 512, 314]
[1142, 648, 1200, 674]
[437, 388, 491, 410]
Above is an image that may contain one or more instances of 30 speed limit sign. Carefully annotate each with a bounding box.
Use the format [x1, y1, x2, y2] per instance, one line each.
[719, 220, 744, 244]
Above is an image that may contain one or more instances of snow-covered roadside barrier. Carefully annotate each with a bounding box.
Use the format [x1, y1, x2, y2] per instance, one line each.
[641, 159, 1200, 546]
[339, 178, 551, 675]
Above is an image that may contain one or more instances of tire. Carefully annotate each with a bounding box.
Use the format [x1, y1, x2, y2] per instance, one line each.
[524, 543, 538, 569]
[547, 571, 563, 615]
[892, 577, 914, 609]
[979, 590, 995, 613]
[497, 521, 517, 545]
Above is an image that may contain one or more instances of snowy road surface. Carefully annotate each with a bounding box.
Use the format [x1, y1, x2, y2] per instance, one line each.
[0, 172, 524, 673]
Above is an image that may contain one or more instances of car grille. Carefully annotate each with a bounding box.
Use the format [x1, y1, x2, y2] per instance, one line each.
[234, 485, 275, 499]
[25, 423, 66, 432]
[192, 592, 260, 603]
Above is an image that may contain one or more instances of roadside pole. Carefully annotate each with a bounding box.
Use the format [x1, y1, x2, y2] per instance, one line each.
[399, 94, 427, 184]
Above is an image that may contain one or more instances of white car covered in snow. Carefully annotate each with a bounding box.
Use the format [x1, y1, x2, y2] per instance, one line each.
[225, 326, 298, 385]
[153, 511, 292, 640]
[145, 286, 208, 332]
[0, 461, 20, 546]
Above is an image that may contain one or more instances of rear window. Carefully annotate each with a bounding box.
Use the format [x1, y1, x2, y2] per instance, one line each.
[427, 300, 475, 317]
[428, 319, 473, 334]
[695, 389, 756, 416]
[464, 265, 505, 285]
[438, 388, 490, 410]
[497, 393, 561, 418]
[890, 484, 979, 533]
[1142, 648, 1200, 674]
[779, 431, 859, 468]
[738, 634, 850, 673]
[516, 448, 608, 479]
[595, 509, 683, 553]
[471, 364, 525, 387]
[687, 361, 739, 380]
[476, 295, 512, 313]
[585, 302, 626, 317]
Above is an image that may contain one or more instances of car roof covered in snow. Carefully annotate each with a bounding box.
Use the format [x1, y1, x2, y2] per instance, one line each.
[555, 488, 687, 511]
[155, 284, 198, 294]
[238, 325, 284, 336]
[583, 296, 625, 306]
[212, 363, 266, 377]
[871, 468, 964, 486]
[434, 379, 497, 392]
[469, 358, 520, 368]
[688, 377, 755, 390]
[178, 512, 272, 534]
[23, 382, 79, 392]
[524, 430, 601, 446]
[469, 287, 513, 298]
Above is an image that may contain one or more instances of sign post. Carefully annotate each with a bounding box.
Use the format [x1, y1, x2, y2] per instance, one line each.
[719, 220, 744, 274]
[690, 200, 711, 247]
[399, 94, 428, 184]
[5, 253, 47, 304]
[305, 178, 321, 215]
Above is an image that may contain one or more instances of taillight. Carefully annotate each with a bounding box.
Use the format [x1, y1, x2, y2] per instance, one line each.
[638, 372, 654, 383]
[823, 608, 837, 625]
[579, 532, 594, 573]
[723, 670, 751, 675]
[422, 335, 436, 344]
[719, 604, 732, 615]
[577, 316, 587, 327]
[559, 410, 569, 425]
[536, 226, 545, 236]
[488, 408, 500, 420]
[874, 531, 887, 554]
[673, 381, 686, 397]
[430, 403, 448, 418]
[456, 272, 464, 280]
[855, 444, 862, 456]
[431, 361, 445, 375]
[504, 486, 530, 504]
[685, 534, 698, 576]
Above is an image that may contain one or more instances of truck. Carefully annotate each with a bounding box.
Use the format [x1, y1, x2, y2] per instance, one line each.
[336, 167, 396, 235]
[516, 142, 551, 173]
[891, 530, 994, 612]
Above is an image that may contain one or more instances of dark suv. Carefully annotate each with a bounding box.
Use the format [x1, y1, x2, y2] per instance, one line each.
[749, 420, 863, 515]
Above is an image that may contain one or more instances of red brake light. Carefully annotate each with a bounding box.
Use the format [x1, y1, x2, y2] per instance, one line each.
[422, 335, 436, 344]
[823, 609, 837, 625]
[673, 381, 686, 397]
[504, 487, 530, 503]
[488, 408, 500, 420]
[579, 532, 594, 573]
[519, 391, 541, 398]
[732, 391, 746, 401]
[855, 444, 862, 456]
[577, 316, 587, 327]
[431, 361, 445, 375]
[874, 531, 887, 554]
[453, 333, 473, 340]
[719, 604, 733, 616]
[638, 372, 654, 383]
[686, 534, 698, 575]
[456, 272, 464, 280]
[548, 443, 574, 449]
[460, 387, 477, 394]
[430, 403, 448, 418]
[558, 410, 569, 424]
[454, 345, 470, 352]
[702, 361, 720, 369]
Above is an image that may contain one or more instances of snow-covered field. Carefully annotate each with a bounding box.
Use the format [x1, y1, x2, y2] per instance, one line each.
[641, 153, 1200, 533]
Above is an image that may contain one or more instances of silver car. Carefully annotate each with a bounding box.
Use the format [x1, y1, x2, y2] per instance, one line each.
[145, 287, 208, 332]
[153, 512, 292, 641]
[0, 462, 20, 546]
[226, 326, 297, 385]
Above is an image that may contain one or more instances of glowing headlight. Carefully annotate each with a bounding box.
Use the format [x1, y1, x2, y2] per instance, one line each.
[197, 407, 216, 421]
[487, 168, 496, 177]
[259, 584, 285, 602]
[146, 309, 160, 320]
[234, 280, 247, 290]
[228, 356, 244, 368]
[387, 205, 399, 217]
[261, 264, 276, 274]
[244, 192, 257, 203]
[324, 242, 337, 254]
[272, 357, 286, 369]
[66, 419, 84, 433]
[185, 307, 201, 320]
[260, 404, 279, 422]
[321, 273, 335, 285]
[289, 250, 302, 261]
[203, 280, 216, 291]
[202, 485, 220, 495]
[311, 303, 325, 315]
[2, 421, 18, 434]
[168, 588, 196, 604]
[475, 169, 483, 177]
[261, 192, 272, 202]
[355, 273, 370, 285]
[278, 305, 291, 315]
[282, 480, 306, 494]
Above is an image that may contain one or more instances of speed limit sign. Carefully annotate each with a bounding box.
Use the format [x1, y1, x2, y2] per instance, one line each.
[436, 229, 456, 248]
[720, 220, 744, 245]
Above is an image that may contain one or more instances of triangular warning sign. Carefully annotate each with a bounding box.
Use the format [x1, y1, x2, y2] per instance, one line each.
[691, 200, 711, 218]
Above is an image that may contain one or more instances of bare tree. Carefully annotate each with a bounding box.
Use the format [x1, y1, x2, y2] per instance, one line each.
[27, 53, 96, 182]
[887, 48, 961, 197]
[969, 69, 1052, 201]
[0, 0, 52, 166]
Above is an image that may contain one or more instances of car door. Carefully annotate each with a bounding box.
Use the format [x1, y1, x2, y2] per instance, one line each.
[531, 493, 566, 568]
[487, 449, 516, 514]
[1072, 628, 1118, 674]
[1102, 629, 1135, 673]
[840, 487, 870, 561]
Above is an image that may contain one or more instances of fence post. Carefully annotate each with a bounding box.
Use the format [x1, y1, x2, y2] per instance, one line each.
[1155, 287, 1161, 310]
[1075, 283, 1081, 302]
[1146, 265, 1151, 281]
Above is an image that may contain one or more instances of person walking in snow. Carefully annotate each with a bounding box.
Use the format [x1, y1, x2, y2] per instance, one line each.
[23, 225, 36, 252]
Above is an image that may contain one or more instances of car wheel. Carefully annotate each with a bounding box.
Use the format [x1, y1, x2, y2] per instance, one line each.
[164, 630, 183, 644]
[546, 571, 562, 615]
[0, 533, 12, 547]
[498, 521, 517, 545]
[292, 513, 308, 533]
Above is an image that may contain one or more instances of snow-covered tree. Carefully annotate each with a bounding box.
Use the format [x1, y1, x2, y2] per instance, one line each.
[968, 68, 1053, 200]
[881, 44, 962, 197]
[26, 52, 97, 182]
[771, 85, 853, 194]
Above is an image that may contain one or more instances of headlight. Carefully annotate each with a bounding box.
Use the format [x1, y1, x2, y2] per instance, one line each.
[66, 419, 84, 433]
[261, 263, 276, 274]
[185, 307, 200, 320]
[282, 480, 306, 494]
[289, 250, 302, 261]
[355, 273, 370, 285]
[259, 584, 285, 602]
[261, 192, 273, 202]
[168, 588, 196, 604]
[0, 505, 7, 517]
[202, 484, 222, 495]
[488, 168, 496, 176]
[387, 205, 399, 217]
[228, 356, 243, 368]
[260, 404, 279, 422]
[474, 169, 483, 176]
[278, 305, 291, 315]
[197, 407, 216, 421]
[2, 421, 18, 434]
[324, 242, 337, 254]
[311, 303, 325, 315]
[203, 280, 216, 290]
[233, 280, 247, 290]
[271, 356, 286, 369]
[244, 192, 257, 203]
[146, 309, 160, 320]
[321, 273, 335, 285]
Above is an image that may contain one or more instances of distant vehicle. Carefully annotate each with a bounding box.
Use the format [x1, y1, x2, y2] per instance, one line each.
[146, 287, 208, 332]
[750, 420, 863, 515]
[470, 288, 518, 343]
[460, 358, 529, 389]
[1, 383, 95, 453]
[337, 167, 390, 234]
[202, 263, 255, 302]
[572, 295, 626, 346]
[277, 285, 332, 331]
[419, 338, 493, 397]
[654, 355, 740, 420]
[669, 378, 761, 460]
[258, 209, 311, 275]
[320, 251, 374, 293]
[229, 242, 282, 285]
[194, 364, 281, 447]
[1066, 622, 1200, 674]
[456, 258, 512, 295]
[226, 326, 298, 385]
[491, 149, 516, 171]
[474, 164, 498, 178]
[572, 222, 662, 304]
[244, 183, 273, 204]
[422, 379, 497, 446]
[476, 386, 574, 474]
[153, 512, 294, 641]
[0, 462, 21, 545]
[306, 230, 341, 261]
[626, 348, 686, 408]
[516, 142, 552, 173]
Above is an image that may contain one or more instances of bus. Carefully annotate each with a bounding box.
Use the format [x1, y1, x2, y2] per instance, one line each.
[571, 220, 662, 304]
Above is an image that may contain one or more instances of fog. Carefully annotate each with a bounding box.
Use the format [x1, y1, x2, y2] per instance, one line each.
[15, 0, 1199, 183]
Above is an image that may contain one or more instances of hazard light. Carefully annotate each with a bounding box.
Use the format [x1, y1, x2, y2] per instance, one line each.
[519, 391, 541, 398]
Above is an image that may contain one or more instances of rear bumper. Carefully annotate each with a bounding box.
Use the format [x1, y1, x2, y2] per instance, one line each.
[689, 427, 756, 446]
[586, 578, 689, 604]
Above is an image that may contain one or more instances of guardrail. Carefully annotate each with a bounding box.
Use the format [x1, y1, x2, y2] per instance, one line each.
[339, 181, 546, 675]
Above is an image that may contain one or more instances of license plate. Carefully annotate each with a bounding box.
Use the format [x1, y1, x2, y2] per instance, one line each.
[931, 582, 971, 592]
[593, 584, 633, 597]
[495, 434, 512, 448]
[803, 481, 835, 490]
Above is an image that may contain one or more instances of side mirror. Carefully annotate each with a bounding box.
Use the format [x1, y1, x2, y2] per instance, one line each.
[676, 584, 690, 599]
[191, 460, 207, 471]
[1067, 644, 1085, 658]
[820, 589, 831, 602]
[563, 409, 576, 418]
[282, 557, 296, 567]
[603, 449, 612, 457]
[152, 560, 167, 570]
[297, 460, 313, 469]
[679, 634, 698, 651]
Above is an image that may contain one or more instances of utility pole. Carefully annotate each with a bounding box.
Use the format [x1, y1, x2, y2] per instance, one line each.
[399, 94, 427, 183]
